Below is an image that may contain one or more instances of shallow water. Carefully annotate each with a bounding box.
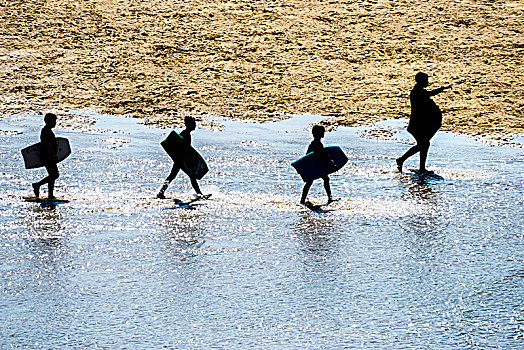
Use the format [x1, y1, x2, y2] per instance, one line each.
[1, 112, 523, 349]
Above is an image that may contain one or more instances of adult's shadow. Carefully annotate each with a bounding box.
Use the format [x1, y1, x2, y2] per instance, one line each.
[397, 169, 445, 204]
[409, 170, 444, 185]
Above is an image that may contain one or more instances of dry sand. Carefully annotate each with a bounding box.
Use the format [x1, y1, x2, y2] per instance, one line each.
[1, 0, 522, 137]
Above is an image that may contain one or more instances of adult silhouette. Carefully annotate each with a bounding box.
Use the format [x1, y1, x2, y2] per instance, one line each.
[396, 72, 452, 172]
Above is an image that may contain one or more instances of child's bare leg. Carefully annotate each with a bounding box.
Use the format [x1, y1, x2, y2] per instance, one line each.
[32, 183, 40, 197]
[300, 181, 313, 204]
[157, 165, 180, 198]
[34, 164, 59, 198]
[190, 177, 202, 195]
[322, 176, 332, 202]
[48, 180, 55, 199]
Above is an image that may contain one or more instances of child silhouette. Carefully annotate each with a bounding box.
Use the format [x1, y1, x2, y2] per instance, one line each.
[32, 113, 60, 198]
[300, 125, 336, 205]
[157, 116, 209, 199]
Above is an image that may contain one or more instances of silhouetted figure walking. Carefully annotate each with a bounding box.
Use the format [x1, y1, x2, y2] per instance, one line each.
[32, 113, 60, 198]
[157, 116, 208, 199]
[396, 72, 452, 172]
[300, 125, 335, 205]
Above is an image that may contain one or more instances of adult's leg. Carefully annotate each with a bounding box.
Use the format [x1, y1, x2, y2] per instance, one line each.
[300, 181, 313, 204]
[396, 145, 421, 173]
[418, 139, 431, 172]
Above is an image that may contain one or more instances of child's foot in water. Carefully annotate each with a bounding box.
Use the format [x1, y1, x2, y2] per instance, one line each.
[32, 183, 40, 198]
[194, 193, 212, 200]
[327, 197, 339, 205]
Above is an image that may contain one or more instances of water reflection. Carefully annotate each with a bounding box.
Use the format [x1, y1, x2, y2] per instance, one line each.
[26, 206, 63, 239]
[22, 208, 68, 282]
[397, 175, 449, 259]
[160, 208, 207, 259]
[397, 171, 444, 204]
[407, 182, 439, 204]
[1, 112, 524, 348]
[293, 213, 341, 265]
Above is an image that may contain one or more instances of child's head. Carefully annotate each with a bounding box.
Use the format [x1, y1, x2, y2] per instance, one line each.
[44, 113, 57, 127]
[415, 72, 429, 86]
[184, 116, 196, 131]
[312, 125, 325, 139]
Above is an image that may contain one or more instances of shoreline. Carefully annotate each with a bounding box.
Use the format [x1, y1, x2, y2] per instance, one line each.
[1, 0, 522, 138]
[3, 107, 522, 149]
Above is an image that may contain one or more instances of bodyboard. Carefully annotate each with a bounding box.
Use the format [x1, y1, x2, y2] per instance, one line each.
[21, 137, 71, 169]
[161, 131, 209, 180]
[291, 146, 348, 182]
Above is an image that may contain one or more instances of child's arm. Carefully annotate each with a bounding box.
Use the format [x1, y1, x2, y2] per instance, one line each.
[41, 131, 58, 163]
[180, 129, 192, 146]
[317, 147, 336, 169]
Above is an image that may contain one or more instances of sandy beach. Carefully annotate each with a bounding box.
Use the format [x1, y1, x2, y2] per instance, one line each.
[1, 0, 522, 137]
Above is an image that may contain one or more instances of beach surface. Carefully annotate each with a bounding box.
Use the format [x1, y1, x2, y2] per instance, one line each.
[1, 0, 522, 137]
[1, 112, 524, 348]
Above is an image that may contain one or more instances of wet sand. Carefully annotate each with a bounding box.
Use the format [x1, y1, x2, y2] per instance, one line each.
[1, 0, 522, 137]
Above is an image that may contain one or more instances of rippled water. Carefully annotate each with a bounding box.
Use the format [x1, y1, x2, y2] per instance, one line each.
[1, 112, 523, 349]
